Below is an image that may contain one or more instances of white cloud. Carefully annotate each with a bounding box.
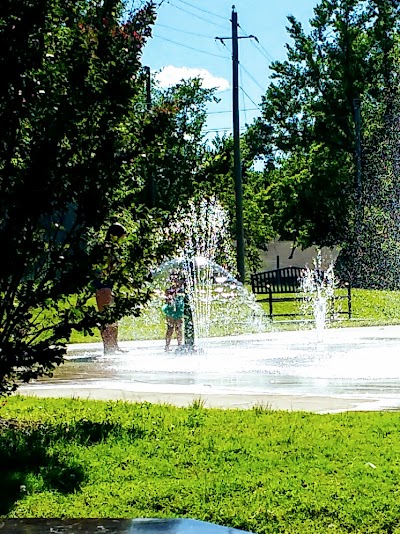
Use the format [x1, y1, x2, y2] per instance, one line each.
[155, 65, 230, 92]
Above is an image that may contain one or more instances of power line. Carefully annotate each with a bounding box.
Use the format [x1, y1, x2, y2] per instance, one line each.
[214, 38, 232, 60]
[240, 86, 261, 110]
[221, 24, 275, 68]
[238, 23, 275, 63]
[214, 30, 264, 105]
[254, 40, 275, 63]
[214, 39, 233, 64]
[208, 108, 259, 114]
[165, 0, 228, 30]
[152, 34, 230, 59]
[156, 23, 214, 39]
[215, 87, 231, 94]
[239, 62, 265, 92]
[202, 126, 247, 133]
[240, 66, 248, 125]
[249, 39, 273, 64]
[174, 0, 226, 21]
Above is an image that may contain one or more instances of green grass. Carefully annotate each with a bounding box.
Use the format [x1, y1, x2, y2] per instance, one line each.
[2, 396, 400, 533]
[258, 288, 400, 328]
[69, 288, 400, 344]
[70, 313, 164, 344]
[351, 289, 400, 324]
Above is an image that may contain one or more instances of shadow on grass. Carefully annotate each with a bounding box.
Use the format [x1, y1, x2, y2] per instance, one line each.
[0, 419, 144, 514]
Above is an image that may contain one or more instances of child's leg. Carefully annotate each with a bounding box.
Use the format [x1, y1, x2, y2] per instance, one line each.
[165, 318, 174, 350]
[176, 319, 183, 345]
[101, 323, 119, 354]
[96, 288, 120, 354]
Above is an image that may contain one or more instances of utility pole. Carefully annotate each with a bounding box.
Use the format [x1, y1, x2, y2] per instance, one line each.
[216, 6, 256, 283]
[144, 66, 156, 208]
[231, 7, 244, 283]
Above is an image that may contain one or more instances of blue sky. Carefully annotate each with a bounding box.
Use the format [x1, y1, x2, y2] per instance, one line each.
[141, 0, 318, 139]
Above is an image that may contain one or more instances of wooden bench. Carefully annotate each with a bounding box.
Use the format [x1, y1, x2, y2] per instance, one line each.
[250, 266, 352, 321]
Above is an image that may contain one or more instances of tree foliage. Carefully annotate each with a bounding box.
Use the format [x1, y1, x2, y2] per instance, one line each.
[142, 78, 216, 212]
[255, 0, 400, 248]
[0, 0, 185, 394]
[343, 85, 400, 288]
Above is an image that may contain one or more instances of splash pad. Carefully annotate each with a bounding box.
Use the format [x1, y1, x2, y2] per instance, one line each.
[19, 199, 400, 412]
[20, 324, 400, 413]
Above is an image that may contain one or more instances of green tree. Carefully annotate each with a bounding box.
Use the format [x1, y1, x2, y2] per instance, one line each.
[345, 84, 400, 288]
[145, 78, 216, 212]
[0, 0, 182, 395]
[255, 0, 400, 248]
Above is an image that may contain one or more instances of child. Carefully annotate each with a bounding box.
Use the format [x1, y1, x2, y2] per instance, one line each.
[94, 222, 127, 354]
[162, 284, 185, 351]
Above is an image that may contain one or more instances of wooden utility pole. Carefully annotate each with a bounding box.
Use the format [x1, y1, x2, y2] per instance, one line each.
[216, 6, 256, 283]
[231, 7, 245, 283]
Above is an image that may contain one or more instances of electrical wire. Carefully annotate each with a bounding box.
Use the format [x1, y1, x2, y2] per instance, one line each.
[156, 23, 214, 39]
[238, 23, 275, 63]
[249, 38, 273, 64]
[152, 5, 264, 133]
[201, 126, 247, 133]
[216, 28, 266, 97]
[214, 38, 232, 60]
[174, 0, 227, 21]
[240, 86, 262, 110]
[165, 0, 228, 30]
[152, 34, 230, 59]
[240, 67, 248, 125]
[252, 39, 275, 63]
[207, 108, 259, 114]
[239, 62, 265, 92]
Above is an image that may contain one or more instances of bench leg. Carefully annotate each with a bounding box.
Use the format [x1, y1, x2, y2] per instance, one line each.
[348, 285, 352, 319]
[269, 288, 273, 321]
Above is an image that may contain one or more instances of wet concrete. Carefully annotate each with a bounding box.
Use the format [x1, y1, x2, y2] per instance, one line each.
[18, 325, 400, 413]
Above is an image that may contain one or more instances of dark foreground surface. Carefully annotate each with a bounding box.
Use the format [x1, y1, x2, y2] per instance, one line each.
[0, 518, 253, 534]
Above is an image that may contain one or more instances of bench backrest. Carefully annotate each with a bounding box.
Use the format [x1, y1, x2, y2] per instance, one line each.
[251, 266, 325, 294]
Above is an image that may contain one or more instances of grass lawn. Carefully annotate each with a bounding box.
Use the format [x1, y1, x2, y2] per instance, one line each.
[70, 288, 400, 344]
[1, 396, 400, 533]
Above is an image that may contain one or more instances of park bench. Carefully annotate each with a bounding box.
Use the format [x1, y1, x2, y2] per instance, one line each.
[250, 266, 352, 321]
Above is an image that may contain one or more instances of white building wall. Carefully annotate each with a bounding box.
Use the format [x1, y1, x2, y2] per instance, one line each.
[257, 240, 339, 272]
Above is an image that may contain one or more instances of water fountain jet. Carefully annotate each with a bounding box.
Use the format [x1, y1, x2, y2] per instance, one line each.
[300, 250, 337, 340]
